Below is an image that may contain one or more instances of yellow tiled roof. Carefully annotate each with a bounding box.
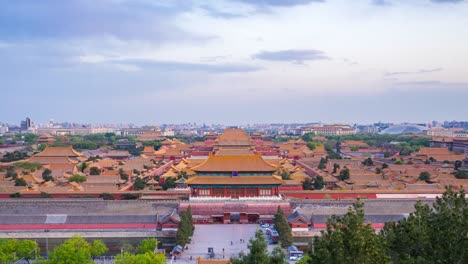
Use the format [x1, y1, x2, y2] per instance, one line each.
[191, 153, 276, 172]
[185, 175, 283, 185]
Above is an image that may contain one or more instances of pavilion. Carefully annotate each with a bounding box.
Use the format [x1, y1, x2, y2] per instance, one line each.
[185, 128, 284, 198]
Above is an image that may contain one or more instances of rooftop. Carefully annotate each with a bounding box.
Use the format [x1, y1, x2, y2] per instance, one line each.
[191, 153, 277, 172]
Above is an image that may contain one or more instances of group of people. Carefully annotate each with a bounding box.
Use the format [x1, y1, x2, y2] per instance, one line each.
[230, 238, 246, 245]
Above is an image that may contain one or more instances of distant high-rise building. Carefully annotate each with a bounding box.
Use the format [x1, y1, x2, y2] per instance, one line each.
[20, 117, 32, 130]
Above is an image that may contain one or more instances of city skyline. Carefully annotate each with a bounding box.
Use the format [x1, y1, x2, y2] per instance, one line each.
[1, 0, 467, 124]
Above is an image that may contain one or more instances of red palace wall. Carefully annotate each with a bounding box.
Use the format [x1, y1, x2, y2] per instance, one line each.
[283, 192, 378, 199]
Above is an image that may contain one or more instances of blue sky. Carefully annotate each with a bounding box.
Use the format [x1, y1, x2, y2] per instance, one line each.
[1, 0, 467, 125]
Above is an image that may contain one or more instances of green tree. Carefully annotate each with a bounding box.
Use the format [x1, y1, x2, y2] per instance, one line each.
[382, 188, 467, 264]
[42, 168, 54, 181]
[6, 167, 18, 179]
[162, 177, 176, 190]
[302, 178, 312, 190]
[186, 205, 194, 236]
[318, 157, 326, 170]
[136, 238, 159, 254]
[338, 167, 350, 181]
[90, 240, 108, 257]
[119, 168, 129, 181]
[15, 178, 27, 186]
[37, 144, 47, 152]
[270, 246, 287, 264]
[40, 192, 52, 198]
[362, 157, 374, 166]
[418, 171, 431, 182]
[10, 192, 22, 198]
[23, 133, 38, 144]
[313, 176, 324, 190]
[280, 171, 291, 180]
[231, 230, 271, 264]
[308, 200, 391, 264]
[376, 168, 382, 174]
[176, 207, 194, 246]
[274, 206, 293, 248]
[332, 163, 340, 174]
[382, 163, 389, 169]
[115, 252, 165, 264]
[307, 142, 316, 150]
[89, 167, 101, 175]
[0, 239, 40, 263]
[134, 177, 145, 191]
[99, 192, 115, 200]
[68, 174, 87, 183]
[1, 151, 25, 162]
[423, 187, 467, 264]
[48, 235, 107, 264]
[78, 162, 88, 173]
[454, 170, 468, 179]
[14, 162, 42, 171]
[121, 193, 140, 200]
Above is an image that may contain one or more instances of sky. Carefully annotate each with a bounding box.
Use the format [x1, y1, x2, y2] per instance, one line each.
[1, 0, 467, 126]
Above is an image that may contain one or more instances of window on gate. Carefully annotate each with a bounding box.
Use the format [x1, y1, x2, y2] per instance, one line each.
[199, 189, 210, 196]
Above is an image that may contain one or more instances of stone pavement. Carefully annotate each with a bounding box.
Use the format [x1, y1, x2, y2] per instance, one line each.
[173, 224, 259, 263]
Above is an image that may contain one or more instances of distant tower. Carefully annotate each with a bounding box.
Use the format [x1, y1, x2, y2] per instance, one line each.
[49, 119, 55, 128]
[20, 117, 32, 130]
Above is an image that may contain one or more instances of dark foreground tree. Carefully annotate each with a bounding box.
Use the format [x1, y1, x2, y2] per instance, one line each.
[274, 206, 293, 248]
[382, 187, 467, 264]
[307, 200, 391, 264]
[176, 206, 194, 246]
[231, 230, 286, 264]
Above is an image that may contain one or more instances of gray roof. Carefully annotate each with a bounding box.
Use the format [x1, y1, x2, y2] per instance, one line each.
[158, 208, 180, 223]
[310, 214, 406, 224]
[287, 211, 308, 223]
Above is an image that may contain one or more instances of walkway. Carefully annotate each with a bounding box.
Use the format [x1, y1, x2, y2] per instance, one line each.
[174, 224, 259, 263]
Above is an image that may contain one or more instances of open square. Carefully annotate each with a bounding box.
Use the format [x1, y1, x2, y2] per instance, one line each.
[176, 224, 261, 263]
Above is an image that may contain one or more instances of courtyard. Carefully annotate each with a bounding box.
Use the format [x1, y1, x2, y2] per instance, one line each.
[173, 224, 278, 263]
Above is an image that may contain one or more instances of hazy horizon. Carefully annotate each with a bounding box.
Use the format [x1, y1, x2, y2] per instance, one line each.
[1, 0, 467, 125]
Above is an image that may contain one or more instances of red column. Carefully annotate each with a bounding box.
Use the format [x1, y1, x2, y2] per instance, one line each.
[243, 188, 247, 197]
[210, 187, 213, 197]
[257, 188, 260, 196]
[223, 188, 227, 197]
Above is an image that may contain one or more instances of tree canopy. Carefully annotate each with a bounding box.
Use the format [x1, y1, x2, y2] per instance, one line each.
[47, 235, 108, 264]
[338, 167, 350, 181]
[133, 177, 146, 191]
[382, 187, 467, 264]
[89, 167, 101, 175]
[232, 230, 286, 264]
[176, 206, 194, 246]
[0, 238, 39, 263]
[307, 200, 391, 264]
[135, 238, 159, 255]
[274, 206, 293, 248]
[42, 168, 54, 181]
[162, 177, 176, 190]
[68, 174, 87, 183]
[418, 171, 431, 182]
[314, 176, 324, 190]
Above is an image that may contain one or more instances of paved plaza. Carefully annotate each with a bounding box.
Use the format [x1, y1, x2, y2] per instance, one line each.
[173, 224, 264, 263]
